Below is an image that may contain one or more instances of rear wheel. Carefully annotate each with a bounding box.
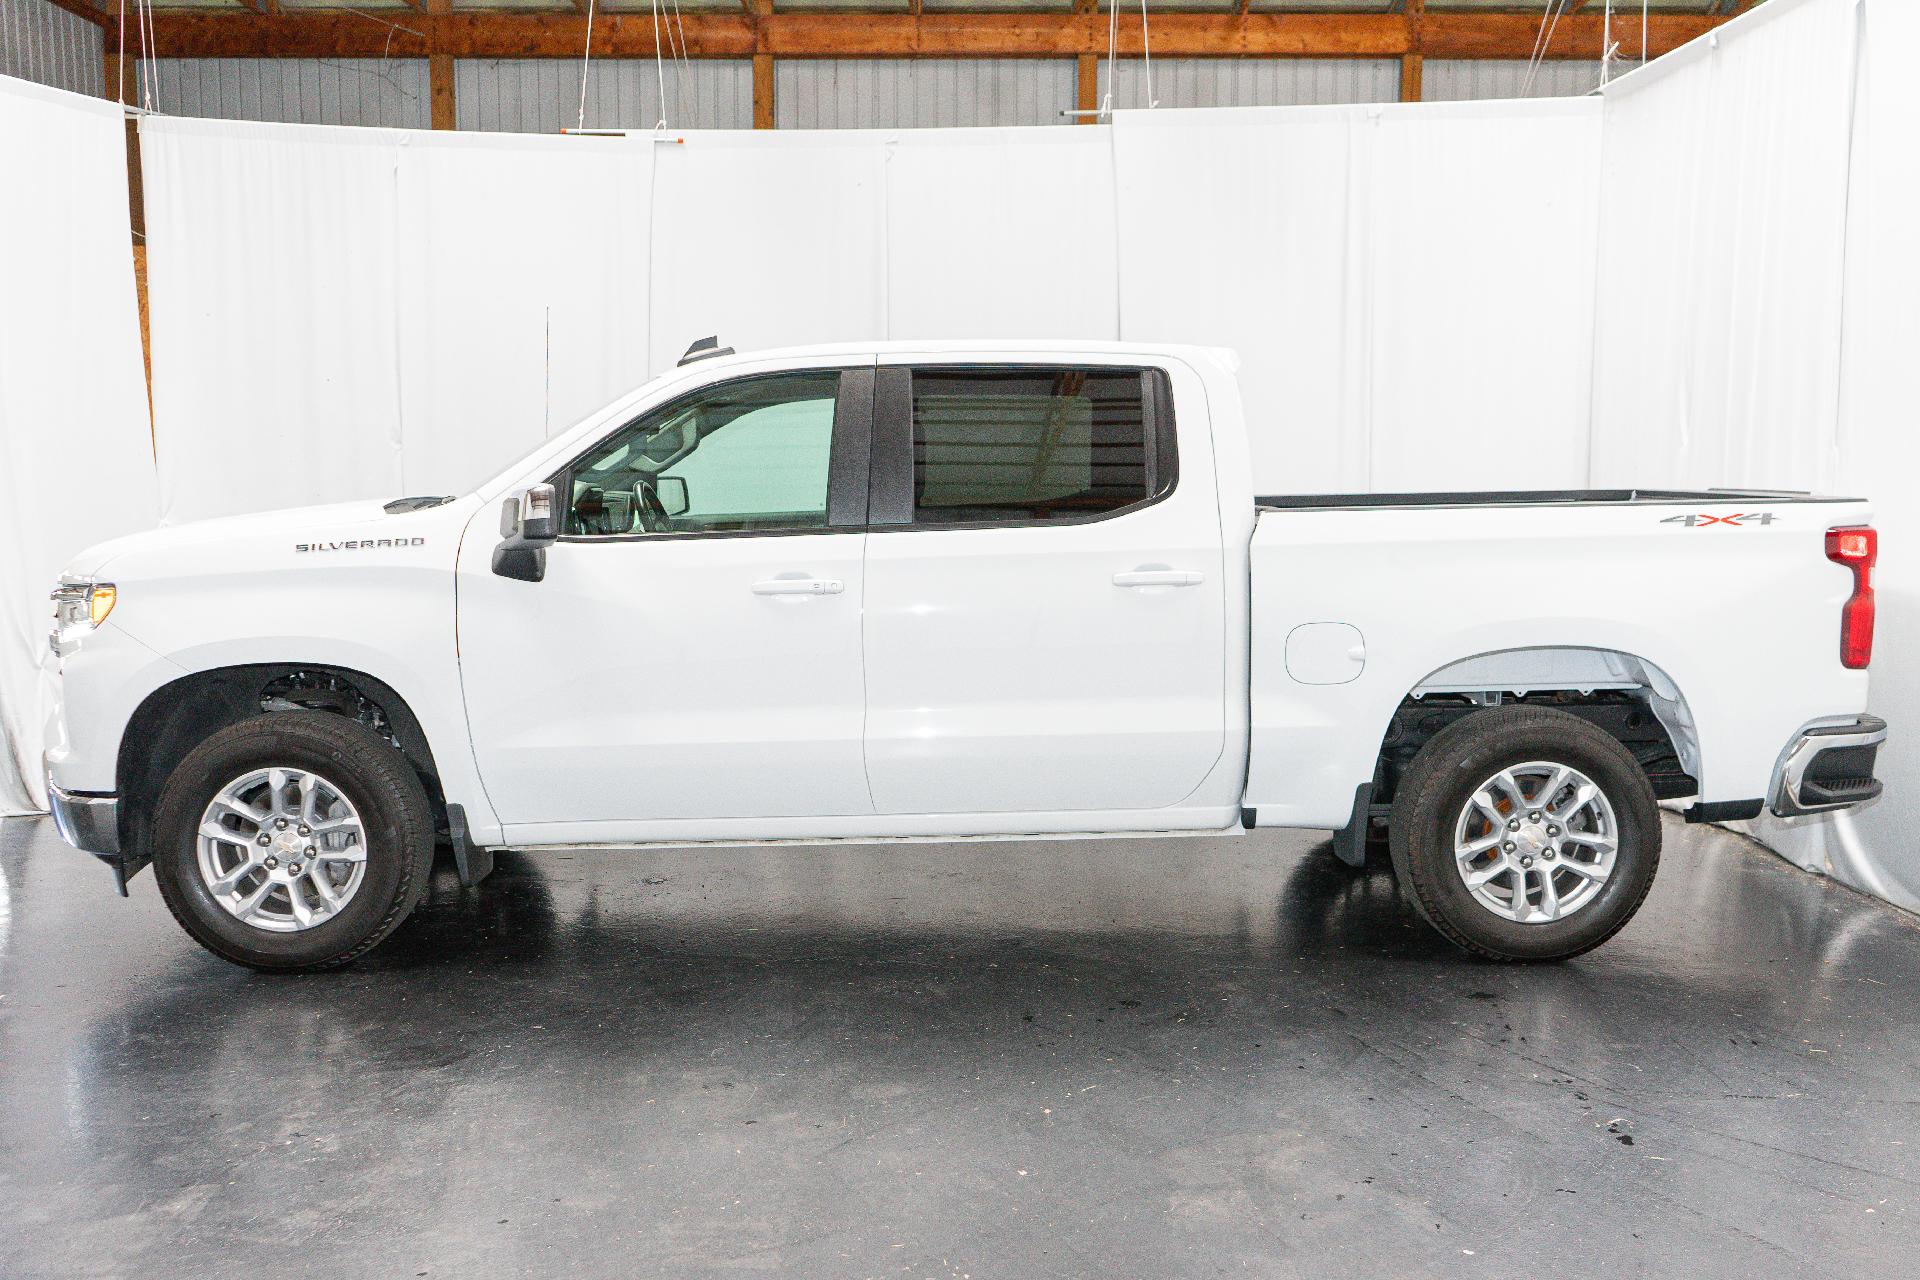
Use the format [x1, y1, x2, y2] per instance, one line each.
[1387, 707, 1660, 962]
[152, 713, 435, 971]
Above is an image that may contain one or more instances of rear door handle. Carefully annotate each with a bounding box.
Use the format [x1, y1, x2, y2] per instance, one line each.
[1113, 570, 1205, 588]
[752, 578, 845, 596]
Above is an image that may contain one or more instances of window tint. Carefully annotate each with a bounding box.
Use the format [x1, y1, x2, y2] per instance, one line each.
[909, 368, 1161, 525]
[562, 372, 839, 537]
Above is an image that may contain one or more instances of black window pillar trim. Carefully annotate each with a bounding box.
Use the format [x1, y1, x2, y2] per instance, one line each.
[868, 365, 916, 528]
[827, 366, 875, 529]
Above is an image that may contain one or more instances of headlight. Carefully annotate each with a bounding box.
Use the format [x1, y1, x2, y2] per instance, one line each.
[50, 580, 116, 651]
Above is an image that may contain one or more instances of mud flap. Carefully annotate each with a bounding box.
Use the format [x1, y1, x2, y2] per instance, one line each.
[1329, 784, 1372, 869]
[446, 803, 494, 887]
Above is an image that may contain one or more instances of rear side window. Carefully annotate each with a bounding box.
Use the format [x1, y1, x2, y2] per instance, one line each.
[907, 367, 1171, 526]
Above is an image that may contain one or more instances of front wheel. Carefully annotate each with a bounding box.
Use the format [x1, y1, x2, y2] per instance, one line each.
[1387, 706, 1661, 962]
[152, 712, 436, 971]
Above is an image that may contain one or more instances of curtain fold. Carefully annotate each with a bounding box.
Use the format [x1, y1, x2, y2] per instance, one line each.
[0, 76, 156, 814]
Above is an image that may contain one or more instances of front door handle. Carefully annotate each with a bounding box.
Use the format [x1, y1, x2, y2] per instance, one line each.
[1113, 569, 1205, 589]
[752, 578, 845, 596]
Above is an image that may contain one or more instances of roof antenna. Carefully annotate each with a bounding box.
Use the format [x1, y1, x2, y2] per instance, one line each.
[678, 335, 735, 366]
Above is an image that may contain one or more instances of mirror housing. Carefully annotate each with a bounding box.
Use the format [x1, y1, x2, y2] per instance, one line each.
[654, 475, 690, 518]
[493, 483, 559, 582]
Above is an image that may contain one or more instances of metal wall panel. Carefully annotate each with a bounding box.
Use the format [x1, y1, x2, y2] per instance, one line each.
[457, 59, 752, 133]
[0, 0, 103, 98]
[148, 59, 431, 128]
[1423, 59, 1609, 102]
[1098, 58, 1399, 111]
[776, 59, 1075, 129]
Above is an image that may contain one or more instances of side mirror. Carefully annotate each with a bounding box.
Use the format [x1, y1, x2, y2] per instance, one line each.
[493, 483, 558, 582]
[655, 475, 690, 518]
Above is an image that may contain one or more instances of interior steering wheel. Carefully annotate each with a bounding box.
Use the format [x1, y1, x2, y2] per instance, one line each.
[632, 480, 673, 534]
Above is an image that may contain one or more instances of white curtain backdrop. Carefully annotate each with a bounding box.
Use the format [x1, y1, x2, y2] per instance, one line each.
[0, 76, 156, 814]
[1591, 0, 1920, 912]
[1112, 98, 1602, 493]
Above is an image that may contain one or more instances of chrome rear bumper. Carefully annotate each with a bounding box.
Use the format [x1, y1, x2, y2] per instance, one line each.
[1770, 716, 1887, 818]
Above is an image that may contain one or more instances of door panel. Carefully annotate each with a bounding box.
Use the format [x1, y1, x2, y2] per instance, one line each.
[459, 533, 869, 825]
[457, 365, 874, 828]
[861, 361, 1228, 816]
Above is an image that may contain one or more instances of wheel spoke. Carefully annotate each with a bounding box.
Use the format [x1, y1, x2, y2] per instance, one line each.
[232, 878, 276, 921]
[299, 773, 321, 825]
[1471, 789, 1507, 826]
[1552, 782, 1599, 821]
[1538, 868, 1563, 920]
[308, 869, 344, 911]
[209, 795, 269, 826]
[1465, 860, 1510, 888]
[1555, 858, 1606, 881]
[266, 768, 291, 815]
[209, 857, 263, 896]
[1493, 771, 1530, 811]
[1458, 832, 1504, 859]
[1509, 867, 1531, 922]
[1560, 830, 1616, 853]
[285, 884, 315, 928]
[314, 844, 367, 865]
[1538, 765, 1573, 810]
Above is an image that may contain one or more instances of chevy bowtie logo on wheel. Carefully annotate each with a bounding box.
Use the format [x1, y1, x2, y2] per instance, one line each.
[293, 537, 427, 552]
[1660, 512, 1776, 527]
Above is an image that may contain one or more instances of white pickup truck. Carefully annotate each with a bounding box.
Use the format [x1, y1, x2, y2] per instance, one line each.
[45, 341, 1886, 971]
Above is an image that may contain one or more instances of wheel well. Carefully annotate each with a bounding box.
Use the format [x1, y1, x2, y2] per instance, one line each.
[1365, 647, 1701, 821]
[116, 664, 448, 870]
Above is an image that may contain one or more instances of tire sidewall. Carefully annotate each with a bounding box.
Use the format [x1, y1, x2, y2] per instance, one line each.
[1396, 712, 1661, 961]
[153, 716, 423, 968]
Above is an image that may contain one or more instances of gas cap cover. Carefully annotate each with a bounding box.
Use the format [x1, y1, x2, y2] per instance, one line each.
[1285, 622, 1366, 685]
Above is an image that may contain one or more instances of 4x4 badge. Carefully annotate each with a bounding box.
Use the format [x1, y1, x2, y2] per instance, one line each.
[1660, 512, 1775, 527]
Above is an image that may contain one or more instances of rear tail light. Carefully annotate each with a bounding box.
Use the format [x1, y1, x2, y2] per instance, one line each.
[1826, 526, 1877, 669]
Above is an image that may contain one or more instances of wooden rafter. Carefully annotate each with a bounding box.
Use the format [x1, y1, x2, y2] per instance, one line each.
[41, 0, 108, 27]
[111, 11, 1732, 61]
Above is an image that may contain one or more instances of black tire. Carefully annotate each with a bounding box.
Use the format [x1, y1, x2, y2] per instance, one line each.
[1387, 706, 1660, 962]
[151, 712, 436, 971]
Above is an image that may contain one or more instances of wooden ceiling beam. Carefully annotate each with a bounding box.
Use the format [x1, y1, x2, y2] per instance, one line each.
[42, 0, 107, 26]
[111, 11, 1729, 62]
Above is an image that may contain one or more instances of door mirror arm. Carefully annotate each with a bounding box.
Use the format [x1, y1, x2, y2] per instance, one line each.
[493, 483, 559, 583]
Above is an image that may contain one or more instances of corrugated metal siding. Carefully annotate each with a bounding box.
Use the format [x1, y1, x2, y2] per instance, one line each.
[776, 60, 1075, 129]
[148, 59, 430, 128]
[1423, 60, 1608, 103]
[457, 59, 752, 133]
[1098, 58, 1399, 111]
[0, 0, 103, 97]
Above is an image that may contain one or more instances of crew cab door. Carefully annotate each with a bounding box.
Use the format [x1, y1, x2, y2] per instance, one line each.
[860, 358, 1227, 817]
[456, 363, 875, 830]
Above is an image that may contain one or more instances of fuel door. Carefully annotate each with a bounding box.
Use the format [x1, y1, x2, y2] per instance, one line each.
[1285, 622, 1366, 686]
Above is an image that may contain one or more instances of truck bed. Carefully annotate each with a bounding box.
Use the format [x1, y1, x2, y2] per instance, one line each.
[1242, 490, 1873, 829]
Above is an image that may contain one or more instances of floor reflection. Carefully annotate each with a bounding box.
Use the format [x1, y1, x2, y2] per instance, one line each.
[2, 815, 1916, 1279]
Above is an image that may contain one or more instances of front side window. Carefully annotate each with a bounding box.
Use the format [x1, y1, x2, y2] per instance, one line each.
[908, 367, 1163, 525]
[562, 371, 840, 537]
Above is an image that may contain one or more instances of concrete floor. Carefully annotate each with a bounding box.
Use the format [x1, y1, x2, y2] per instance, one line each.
[0, 816, 1915, 1279]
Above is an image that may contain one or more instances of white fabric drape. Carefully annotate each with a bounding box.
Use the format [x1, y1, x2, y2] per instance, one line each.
[395, 131, 655, 495]
[143, 120, 408, 525]
[1112, 99, 1602, 493]
[1592, 0, 1920, 912]
[0, 76, 156, 814]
